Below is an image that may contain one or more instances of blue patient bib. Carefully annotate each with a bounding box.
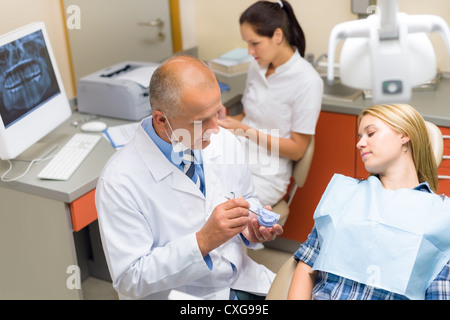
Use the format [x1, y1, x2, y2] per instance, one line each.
[312, 174, 450, 300]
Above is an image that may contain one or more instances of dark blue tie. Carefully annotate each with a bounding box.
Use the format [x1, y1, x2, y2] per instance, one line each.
[182, 150, 200, 188]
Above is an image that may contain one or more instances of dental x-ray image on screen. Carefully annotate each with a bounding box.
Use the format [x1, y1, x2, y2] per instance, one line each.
[0, 22, 71, 161]
[0, 30, 60, 128]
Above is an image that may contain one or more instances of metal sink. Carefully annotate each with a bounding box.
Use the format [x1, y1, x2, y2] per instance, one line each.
[321, 76, 362, 102]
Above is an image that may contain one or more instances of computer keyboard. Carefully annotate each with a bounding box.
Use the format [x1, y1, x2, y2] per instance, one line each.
[38, 133, 101, 180]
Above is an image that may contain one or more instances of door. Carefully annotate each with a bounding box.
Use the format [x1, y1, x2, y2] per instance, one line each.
[63, 0, 173, 84]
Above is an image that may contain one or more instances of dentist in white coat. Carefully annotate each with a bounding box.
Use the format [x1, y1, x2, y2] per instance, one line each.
[95, 55, 283, 300]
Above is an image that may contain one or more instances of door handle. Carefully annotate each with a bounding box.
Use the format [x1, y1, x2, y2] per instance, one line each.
[137, 18, 164, 27]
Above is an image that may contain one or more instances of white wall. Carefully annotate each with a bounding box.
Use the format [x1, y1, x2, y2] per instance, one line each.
[1, 0, 448, 99]
[189, 0, 450, 72]
[192, 0, 355, 61]
[0, 0, 75, 98]
[398, 0, 450, 72]
[179, 0, 198, 50]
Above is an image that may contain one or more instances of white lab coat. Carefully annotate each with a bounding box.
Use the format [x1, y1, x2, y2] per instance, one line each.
[95, 118, 275, 299]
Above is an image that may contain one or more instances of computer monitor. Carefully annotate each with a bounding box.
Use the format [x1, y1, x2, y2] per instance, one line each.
[0, 22, 71, 160]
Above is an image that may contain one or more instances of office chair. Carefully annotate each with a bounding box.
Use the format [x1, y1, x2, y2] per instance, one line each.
[271, 136, 315, 226]
[265, 121, 444, 300]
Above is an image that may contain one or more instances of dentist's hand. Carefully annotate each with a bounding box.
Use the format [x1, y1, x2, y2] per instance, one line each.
[242, 205, 283, 243]
[196, 197, 250, 257]
[217, 116, 249, 132]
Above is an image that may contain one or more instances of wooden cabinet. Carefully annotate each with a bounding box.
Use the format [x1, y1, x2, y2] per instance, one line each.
[70, 189, 97, 232]
[0, 186, 82, 299]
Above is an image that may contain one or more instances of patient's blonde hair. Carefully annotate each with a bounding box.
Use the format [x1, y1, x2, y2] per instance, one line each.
[358, 104, 438, 192]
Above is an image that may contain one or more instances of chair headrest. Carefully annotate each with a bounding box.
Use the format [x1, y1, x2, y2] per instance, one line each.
[425, 121, 444, 167]
[292, 136, 315, 188]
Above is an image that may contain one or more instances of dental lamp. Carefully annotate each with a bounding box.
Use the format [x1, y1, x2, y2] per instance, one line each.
[327, 0, 450, 103]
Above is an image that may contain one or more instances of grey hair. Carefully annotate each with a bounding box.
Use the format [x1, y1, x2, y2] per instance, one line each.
[149, 62, 182, 118]
[149, 55, 215, 118]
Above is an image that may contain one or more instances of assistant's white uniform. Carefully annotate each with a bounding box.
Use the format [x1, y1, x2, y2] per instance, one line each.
[240, 50, 323, 206]
[95, 119, 275, 299]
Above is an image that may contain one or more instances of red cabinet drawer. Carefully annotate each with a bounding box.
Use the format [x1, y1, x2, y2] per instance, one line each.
[438, 167, 450, 197]
[441, 157, 450, 169]
[440, 126, 450, 152]
[69, 189, 98, 232]
[437, 126, 450, 196]
[441, 127, 450, 169]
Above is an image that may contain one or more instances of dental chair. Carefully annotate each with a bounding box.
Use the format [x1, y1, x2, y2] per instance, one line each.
[271, 136, 315, 226]
[426, 121, 444, 167]
[265, 121, 444, 300]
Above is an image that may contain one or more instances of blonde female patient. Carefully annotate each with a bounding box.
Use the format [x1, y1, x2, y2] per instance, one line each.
[288, 104, 450, 300]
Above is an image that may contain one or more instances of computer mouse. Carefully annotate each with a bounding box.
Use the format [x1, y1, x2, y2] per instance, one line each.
[80, 121, 108, 132]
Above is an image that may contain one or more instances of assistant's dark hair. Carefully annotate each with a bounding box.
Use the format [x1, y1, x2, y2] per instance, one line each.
[239, 0, 306, 57]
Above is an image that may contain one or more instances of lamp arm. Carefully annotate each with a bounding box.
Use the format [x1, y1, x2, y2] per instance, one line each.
[404, 15, 450, 54]
[379, 0, 399, 39]
[327, 19, 371, 85]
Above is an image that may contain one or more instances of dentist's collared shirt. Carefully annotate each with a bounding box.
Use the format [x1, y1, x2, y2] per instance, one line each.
[141, 118, 205, 196]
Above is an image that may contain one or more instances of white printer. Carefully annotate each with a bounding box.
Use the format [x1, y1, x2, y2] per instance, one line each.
[77, 61, 159, 121]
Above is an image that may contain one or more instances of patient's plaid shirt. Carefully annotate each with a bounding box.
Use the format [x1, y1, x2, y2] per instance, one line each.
[294, 183, 450, 300]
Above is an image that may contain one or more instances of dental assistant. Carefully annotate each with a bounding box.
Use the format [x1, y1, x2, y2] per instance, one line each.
[218, 0, 323, 206]
[95, 55, 283, 300]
